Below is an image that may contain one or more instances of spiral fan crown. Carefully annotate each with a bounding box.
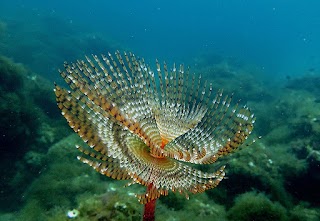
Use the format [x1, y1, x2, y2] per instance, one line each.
[54, 51, 255, 204]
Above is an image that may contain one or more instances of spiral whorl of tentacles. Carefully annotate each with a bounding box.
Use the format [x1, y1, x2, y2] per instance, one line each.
[54, 51, 255, 204]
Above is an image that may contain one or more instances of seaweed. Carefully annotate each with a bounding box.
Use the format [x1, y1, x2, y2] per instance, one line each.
[0, 55, 71, 211]
[227, 191, 288, 221]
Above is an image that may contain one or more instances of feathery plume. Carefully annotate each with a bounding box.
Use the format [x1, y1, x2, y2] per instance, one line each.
[54, 51, 255, 205]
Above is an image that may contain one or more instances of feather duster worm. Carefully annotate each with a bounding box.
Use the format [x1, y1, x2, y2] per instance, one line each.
[54, 51, 255, 221]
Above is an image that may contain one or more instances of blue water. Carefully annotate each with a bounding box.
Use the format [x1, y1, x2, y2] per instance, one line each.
[1, 1, 320, 220]
[1, 0, 320, 79]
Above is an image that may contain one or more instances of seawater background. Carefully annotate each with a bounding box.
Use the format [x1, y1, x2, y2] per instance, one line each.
[1, 0, 320, 79]
[0, 1, 320, 221]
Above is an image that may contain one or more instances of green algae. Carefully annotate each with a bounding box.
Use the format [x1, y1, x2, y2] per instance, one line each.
[227, 191, 288, 221]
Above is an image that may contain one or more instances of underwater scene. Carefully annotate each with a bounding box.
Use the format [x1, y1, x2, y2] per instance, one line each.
[0, 1, 320, 221]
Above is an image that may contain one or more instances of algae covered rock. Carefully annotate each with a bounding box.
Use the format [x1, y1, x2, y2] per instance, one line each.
[227, 191, 288, 221]
[0, 55, 70, 211]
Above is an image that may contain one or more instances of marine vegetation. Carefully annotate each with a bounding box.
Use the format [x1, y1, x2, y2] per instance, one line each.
[0, 55, 70, 211]
[54, 51, 256, 221]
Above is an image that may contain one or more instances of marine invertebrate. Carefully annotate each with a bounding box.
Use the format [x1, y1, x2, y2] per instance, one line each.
[54, 51, 255, 220]
[66, 209, 79, 219]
